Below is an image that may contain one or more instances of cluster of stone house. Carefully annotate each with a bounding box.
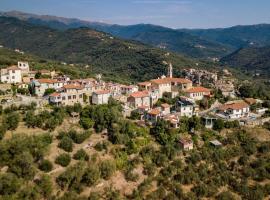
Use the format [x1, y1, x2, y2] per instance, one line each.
[2, 61, 265, 127]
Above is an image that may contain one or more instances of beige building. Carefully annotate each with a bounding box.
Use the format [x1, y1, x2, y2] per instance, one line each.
[185, 86, 211, 101]
[92, 90, 111, 105]
[127, 90, 150, 109]
[1, 66, 22, 83]
[49, 84, 85, 106]
[150, 77, 192, 98]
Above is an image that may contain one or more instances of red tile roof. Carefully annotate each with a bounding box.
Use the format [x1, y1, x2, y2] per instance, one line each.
[37, 79, 58, 84]
[130, 90, 149, 98]
[138, 81, 152, 86]
[63, 84, 84, 90]
[219, 101, 249, 111]
[186, 86, 211, 93]
[49, 92, 60, 97]
[7, 66, 20, 70]
[94, 90, 110, 95]
[151, 77, 192, 85]
[161, 103, 170, 108]
[148, 109, 161, 115]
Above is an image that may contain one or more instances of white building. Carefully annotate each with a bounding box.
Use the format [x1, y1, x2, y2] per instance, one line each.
[176, 97, 195, 117]
[185, 86, 211, 101]
[31, 79, 65, 96]
[18, 61, 30, 73]
[218, 101, 250, 119]
[1, 66, 22, 83]
[92, 90, 111, 105]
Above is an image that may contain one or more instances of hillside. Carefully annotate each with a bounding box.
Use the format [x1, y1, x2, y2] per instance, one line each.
[0, 16, 208, 83]
[220, 46, 270, 77]
[0, 11, 231, 59]
[0, 47, 94, 79]
[181, 24, 270, 50]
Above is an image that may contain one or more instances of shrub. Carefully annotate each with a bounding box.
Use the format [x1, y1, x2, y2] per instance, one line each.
[0, 173, 21, 195]
[100, 160, 116, 180]
[73, 149, 89, 161]
[58, 136, 73, 152]
[3, 112, 20, 130]
[80, 117, 94, 130]
[55, 153, 71, 167]
[81, 166, 100, 186]
[39, 159, 53, 172]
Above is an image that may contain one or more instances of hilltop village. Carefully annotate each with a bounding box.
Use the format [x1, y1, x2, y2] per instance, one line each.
[1, 61, 268, 130]
[1, 60, 270, 200]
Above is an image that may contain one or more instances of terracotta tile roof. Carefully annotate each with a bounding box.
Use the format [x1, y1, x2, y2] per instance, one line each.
[161, 103, 170, 108]
[130, 90, 149, 98]
[7, 65, 20, 70]
[148, 109, 161, 115]
[37, 79, 58, 84]
[138, 81, 152, 86]
[93, 90, 110, 95]
[151, 77, 192, 85]
[49, 92, 61, 97]
[186, 86, 211, 93]
[219, 101, 249, 111]
[63, 84, 84, 90]
[244, 98, 257, 105]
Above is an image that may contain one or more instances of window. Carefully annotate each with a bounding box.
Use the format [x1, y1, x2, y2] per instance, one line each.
[12, 70, 15, 73]
[79, 94, 83, 98]
[12, 76, 15, 79]
[73, 95, 76, 99]
[68, 96, 71, 100]
[62, 97, 66, 100]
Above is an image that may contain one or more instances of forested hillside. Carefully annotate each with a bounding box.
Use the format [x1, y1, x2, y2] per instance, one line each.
[220, 46, 270, 77]
[0, 17, 211, 83]
[0, 11, 232, 59]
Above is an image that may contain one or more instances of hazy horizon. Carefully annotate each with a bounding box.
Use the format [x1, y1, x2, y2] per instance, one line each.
[1, 0, 270, 29]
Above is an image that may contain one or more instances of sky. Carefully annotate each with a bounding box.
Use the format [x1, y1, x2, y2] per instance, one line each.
[1, 0, 270, 28]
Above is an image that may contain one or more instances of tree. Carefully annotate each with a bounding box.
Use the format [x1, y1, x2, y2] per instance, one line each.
[213, 119, 224, 131]
[82, 166, 101, 186]
[35, 174, 53, 199]
[58, 136, 73, 152]
[3, 112, 20, 130]
[0, 173, 21, 195]
[80, 117, 94, 130]
[73, 149, 89, 161]
[55, 153, 71, 167]
[44, 88, 56, 96]
[100, 160, 116, 180]
[0, 125, 7, 140]
[39, 159, 53, 172]
[9, 152, 36, 180]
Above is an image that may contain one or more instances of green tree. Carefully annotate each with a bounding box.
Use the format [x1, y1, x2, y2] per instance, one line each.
[58, 136, 73, 152]
[0, 173, 21, 195]
[100, 160, 116, 180]
[39, 159, 53, 172]
[3, 112, 20, 130]
[55, 153, 71, 167]
[82, 166, 101, 186]
[73, 149, 89, 161]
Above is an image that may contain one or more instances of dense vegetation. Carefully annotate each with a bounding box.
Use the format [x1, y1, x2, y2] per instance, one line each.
[0, 99, 269, 199]
[221, 46, 270, 78]
[0, 16, 217, 83]
[181, 24, 270, 50]
[0, 11, 232, 59]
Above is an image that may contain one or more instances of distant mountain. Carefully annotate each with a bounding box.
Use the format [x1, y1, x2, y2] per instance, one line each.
[220, 46, 270, 77]
[0, 16, 208, 83]
[180, 24, 270, 50]
[0, 10, 231, 59]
